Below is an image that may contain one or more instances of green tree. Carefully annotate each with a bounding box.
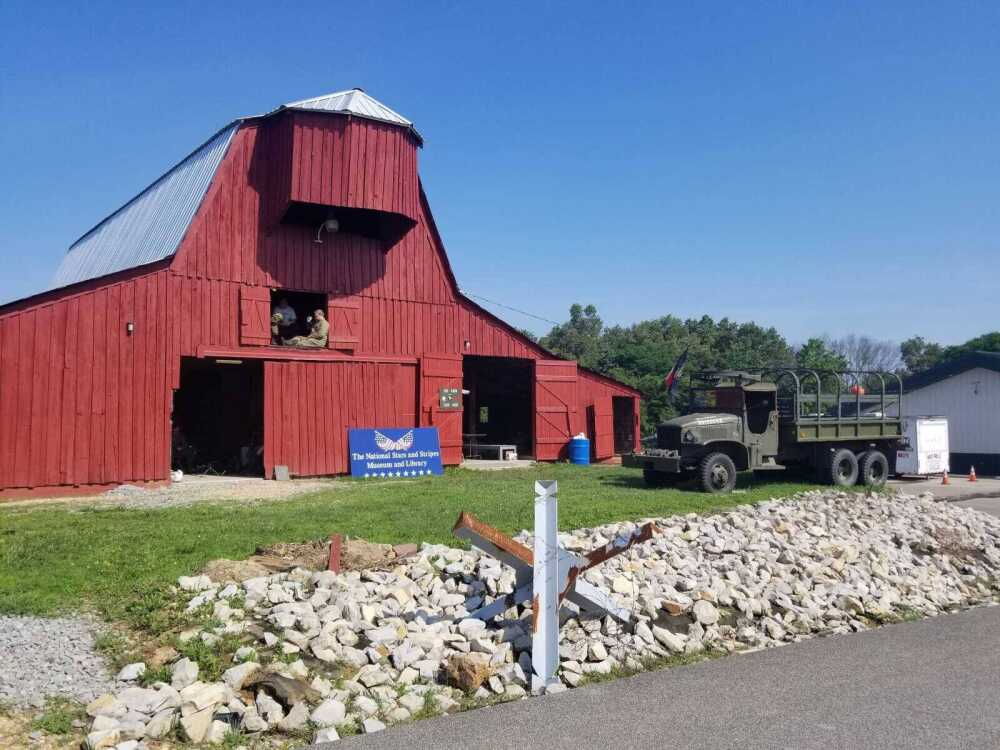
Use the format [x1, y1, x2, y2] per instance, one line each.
[899, 331, 1000, 375]
[943, 331, 1000, 359]
[539, 304, 604, 367]
[541, 306, 794, 433]
[795, 338, 849, 371]
[900, 336, 944, 374]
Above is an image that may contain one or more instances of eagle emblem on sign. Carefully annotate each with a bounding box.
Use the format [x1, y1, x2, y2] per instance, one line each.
[374, 430, 415, 452]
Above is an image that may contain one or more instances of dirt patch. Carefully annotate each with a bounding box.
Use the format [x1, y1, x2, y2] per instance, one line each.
[252, 539, 332, 571]
[201, 558, 273, 583]
[201, 536, 405, 579]
[341, 538, 396, 570]
[0, 711, 83, 750]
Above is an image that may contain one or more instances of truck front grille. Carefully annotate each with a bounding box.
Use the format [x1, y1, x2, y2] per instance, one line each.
[657, 425, 682, 450]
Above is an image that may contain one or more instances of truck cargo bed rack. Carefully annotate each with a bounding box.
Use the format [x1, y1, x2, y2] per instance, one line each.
[690, 368, 903, 440]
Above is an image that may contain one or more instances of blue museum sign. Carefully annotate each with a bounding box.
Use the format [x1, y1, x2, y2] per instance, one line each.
[348, 427, 444, 478]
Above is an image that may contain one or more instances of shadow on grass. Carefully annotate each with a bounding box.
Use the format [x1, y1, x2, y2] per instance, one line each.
[601, 470, 808, 492]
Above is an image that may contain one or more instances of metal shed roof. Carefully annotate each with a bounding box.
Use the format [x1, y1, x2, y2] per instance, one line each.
[904, 351, 1000, 391]
[277, 88, 422, 143]
[51, 123, 238, 290]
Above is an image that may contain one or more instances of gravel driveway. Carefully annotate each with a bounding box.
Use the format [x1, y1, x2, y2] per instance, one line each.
[1, 474, 345, 511]
[0, 616, 118, 707]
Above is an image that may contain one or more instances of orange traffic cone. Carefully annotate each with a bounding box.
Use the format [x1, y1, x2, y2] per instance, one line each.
[941, 470, 949, 485]
[969, 466, 977, 482]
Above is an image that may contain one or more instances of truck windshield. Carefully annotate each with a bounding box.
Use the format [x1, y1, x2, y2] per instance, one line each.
[690, 387, 743, 413]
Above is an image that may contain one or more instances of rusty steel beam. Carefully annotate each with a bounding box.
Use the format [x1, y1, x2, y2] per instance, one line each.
[327, 533, 343, 573]
[580, 522, 659, 572]
[452, 510, 534, 568]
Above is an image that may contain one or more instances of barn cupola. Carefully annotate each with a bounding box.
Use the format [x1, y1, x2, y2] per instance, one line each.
[255, 88, 421, 245]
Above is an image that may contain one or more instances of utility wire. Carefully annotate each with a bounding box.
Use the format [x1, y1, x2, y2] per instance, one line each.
[460, 290, 561, 327]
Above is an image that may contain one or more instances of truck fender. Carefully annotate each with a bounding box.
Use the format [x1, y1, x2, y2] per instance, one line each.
[701, 441, 749, 471]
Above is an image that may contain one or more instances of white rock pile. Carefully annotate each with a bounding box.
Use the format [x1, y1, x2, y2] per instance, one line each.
[83, 490, 1000, 748]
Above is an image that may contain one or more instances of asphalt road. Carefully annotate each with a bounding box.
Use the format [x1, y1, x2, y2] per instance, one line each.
[957, 494, 1000, 519]
[313, 605, 1000, 750]
[889, 475, 1000, 502]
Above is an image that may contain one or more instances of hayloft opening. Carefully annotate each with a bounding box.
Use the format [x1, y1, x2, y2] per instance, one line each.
[270, 289, 327, 343]
[462, 356, 533, 459]
[172, 358, 264, 476]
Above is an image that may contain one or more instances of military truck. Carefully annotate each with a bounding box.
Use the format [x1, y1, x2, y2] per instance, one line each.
[623, 369, 904, 493]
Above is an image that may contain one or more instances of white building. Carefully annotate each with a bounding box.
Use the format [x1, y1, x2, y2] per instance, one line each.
[903, 352, 1000, 476]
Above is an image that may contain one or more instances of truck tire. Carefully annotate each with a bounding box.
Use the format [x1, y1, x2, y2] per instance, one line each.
[699, 452, 737, 494]
[858, 450, 888, 487]
[825, 448, 859, 487]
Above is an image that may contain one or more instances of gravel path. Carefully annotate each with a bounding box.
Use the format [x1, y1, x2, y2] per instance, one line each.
[1, 474, 345, 511]
[0, 616, 118, 707]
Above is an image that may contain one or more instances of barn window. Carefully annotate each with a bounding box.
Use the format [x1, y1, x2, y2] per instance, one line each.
[269, 289, 328, 343]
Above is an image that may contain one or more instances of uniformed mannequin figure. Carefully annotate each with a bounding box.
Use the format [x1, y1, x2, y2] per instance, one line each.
[285, 309, 329, 348]
[272, 297, 298, 339]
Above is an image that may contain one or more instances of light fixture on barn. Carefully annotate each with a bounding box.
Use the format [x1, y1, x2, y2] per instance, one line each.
[314, 218, 340, 244]
[126, 322, 135, 335]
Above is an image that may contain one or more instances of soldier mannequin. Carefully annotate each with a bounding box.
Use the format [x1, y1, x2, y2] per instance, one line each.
[285, 309, 329, 348]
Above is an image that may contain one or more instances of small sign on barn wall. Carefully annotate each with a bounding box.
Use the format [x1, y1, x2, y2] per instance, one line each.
[348, 427, 444, 478]
[438, 387, 462, 411]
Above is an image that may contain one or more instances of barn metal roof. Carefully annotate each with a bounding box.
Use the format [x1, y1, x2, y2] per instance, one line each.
[51, 123, 238, 290]
[280, 88, 419, 140]
[47, 89, 417, 294]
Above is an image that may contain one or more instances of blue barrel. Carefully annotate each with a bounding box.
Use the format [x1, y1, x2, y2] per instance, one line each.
[569, 435, 590, 465]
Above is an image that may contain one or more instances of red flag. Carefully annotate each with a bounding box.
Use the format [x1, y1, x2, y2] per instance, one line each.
[664, 348, 689, 395]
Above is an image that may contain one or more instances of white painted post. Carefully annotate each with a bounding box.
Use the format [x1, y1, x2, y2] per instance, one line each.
[531, 479, 560, 694]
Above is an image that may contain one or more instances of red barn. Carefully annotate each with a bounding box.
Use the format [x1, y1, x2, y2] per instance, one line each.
[0, 89, 640, 497]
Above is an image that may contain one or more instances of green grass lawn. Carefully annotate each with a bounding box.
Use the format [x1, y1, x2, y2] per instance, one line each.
[0, 464, 819, 623]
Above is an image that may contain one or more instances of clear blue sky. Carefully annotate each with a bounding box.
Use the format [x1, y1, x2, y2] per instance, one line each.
[2, 1, 997, 345]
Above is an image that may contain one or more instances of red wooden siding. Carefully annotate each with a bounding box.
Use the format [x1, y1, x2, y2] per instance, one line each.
[577, 374, 641, 456]
[0, 269, 174, 492]
[263, 360, 417, 477]
[288, 113, 420, 221]
[171, 123, 448, 304]
[418, 354, 464, 465]
[534, 360, 581, 461]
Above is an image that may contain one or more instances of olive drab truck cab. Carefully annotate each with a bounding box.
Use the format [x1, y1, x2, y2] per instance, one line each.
[623, 369, 903, 493]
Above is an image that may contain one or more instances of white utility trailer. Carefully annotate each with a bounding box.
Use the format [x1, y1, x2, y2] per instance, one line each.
[895, 416, 949, 476]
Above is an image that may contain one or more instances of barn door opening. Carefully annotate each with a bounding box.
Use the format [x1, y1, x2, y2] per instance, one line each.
[534, 360, 579, 461]
[420, 354, 464, 466]
[613, 396, 636, 454]
[172, 357, 264, 476]
[463, 356, 533, 459]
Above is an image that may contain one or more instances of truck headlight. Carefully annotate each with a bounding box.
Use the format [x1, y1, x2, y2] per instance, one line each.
[683, 430, 696, 443]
